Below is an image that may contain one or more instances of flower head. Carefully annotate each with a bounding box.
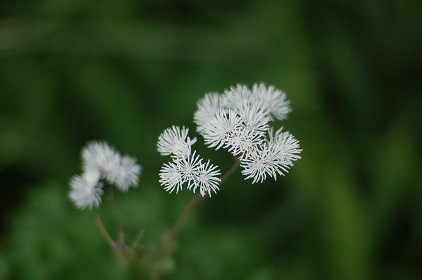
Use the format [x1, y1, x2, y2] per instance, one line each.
[240, 128, 301, 183]
[159, 152, 221, 197]
[252, 82, 291, 120]
[222, 84, 252, 111]
[240, 144, 271, 183]
[69, 141, 142, 209]
[193, 160, 221, 197]
[237, 103, 270, 133]
[157, 126, 197, 158]
[82, 141, 120, 177]
[159, 161, 184, 194]
[194, 93, 223, 133]
[108, 155, 142, 192]
[194, 82, 301, 184]
[223, 127, 262, 157]
[202, 108, 243, 149]
[69, 170, 103, 209]
[269, 128, 301, 158]
[158, 126, 222, 197]
[175, 151, 203, 190]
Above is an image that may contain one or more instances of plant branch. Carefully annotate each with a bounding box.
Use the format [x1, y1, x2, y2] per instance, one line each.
[131, 229, 145, 250]
[167, 158, 240, 240]
[96, 215, 114, 247]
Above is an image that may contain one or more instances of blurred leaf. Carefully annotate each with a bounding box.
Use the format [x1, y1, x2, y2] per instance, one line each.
[321, 166, 371, 280]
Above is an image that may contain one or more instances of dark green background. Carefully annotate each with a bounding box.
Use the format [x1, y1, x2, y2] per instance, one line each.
[0, 0, 421, 279]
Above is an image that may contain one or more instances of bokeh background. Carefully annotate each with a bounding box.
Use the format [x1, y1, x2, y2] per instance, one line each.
[0, 0, 421, 279]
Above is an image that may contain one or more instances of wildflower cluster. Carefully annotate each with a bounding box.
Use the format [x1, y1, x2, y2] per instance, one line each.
[194, 83, 302, 183]
[158, 126, 221, 197]
[66, 82, 303, 278]
[69, 141, 142, 209]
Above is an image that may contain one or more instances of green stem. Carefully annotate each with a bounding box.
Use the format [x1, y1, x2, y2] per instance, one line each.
[131, 229, 145, 249]
[108, 186, 124, 235]
[96, 215, 114, 247]
[169, 159, 240, 240]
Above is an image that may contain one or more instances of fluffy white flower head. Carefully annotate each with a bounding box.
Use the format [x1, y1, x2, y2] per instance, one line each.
[69, 140, 142, 210]
[194, 92, 223, 133]
[240, 145, 271, 183]
[193, 160, 221, 197]
[241, 128, 301, 183]
[252, 82, 291, 120]
[158, 126, 222, 197]
[82, 141, 120, 177]
[69, 170, 103, 209]
[157, 126, 197, 158]
[108, 155, 142, 192]
[194, 82, 301, 184]
[268, 127, 302, 162]
[175, 151, 204, 190]
[237, 103, 270, 133]
[222, 84, 252, 111]
[159, 161, 184, 194]
[159, 151, 221, 197]
[202, 108, 243, 149]
[224, 127, 262, 157]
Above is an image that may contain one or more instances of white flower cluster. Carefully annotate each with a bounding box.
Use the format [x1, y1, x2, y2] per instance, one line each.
[157, 126, 221, 197]
[194, 83, 302, 183]
[69, 141, 142, 209]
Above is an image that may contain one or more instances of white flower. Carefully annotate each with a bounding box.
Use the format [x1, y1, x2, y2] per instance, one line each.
[82, 141, 121, 178]
[240, 128, 301, 183]
[196, 85, 272, 155]
[240, 144, 272, 183]
[268, 127, 302, 163]
[194, 92, 223, 133]
[175, 151, 203, 190]
[237, 103, 270, 133]
[192, 160, 221, 197]
[81, 140, 142, 190]
[108, 155, 142, 192]
[252, 83, 291, 120]
[222, 84, 252, 111]
[158, 124, 222, 196]
[69, 141, 142, 209]
[159, 149, 222, 197]
[202, 108, 243, 149]
[159, 151, 203, 194]
[157, 126, 197, 158]
[69, 170, 103, 209]
[224, 127, 262, 157]
[159, 161, 184, 194]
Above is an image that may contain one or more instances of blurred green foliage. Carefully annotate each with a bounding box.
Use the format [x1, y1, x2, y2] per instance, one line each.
[1, 0, 421, 279]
